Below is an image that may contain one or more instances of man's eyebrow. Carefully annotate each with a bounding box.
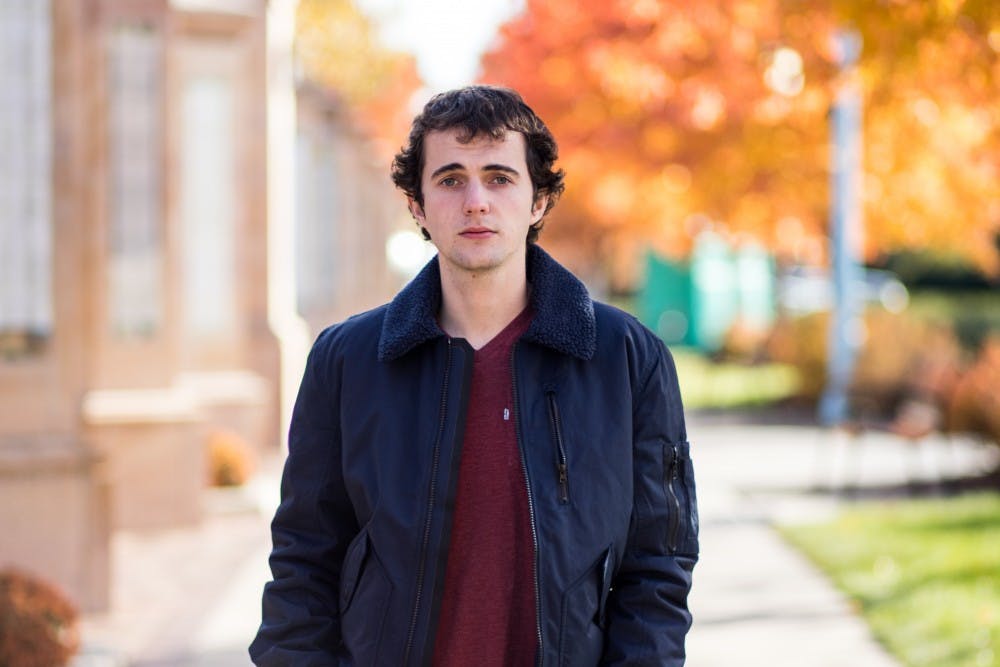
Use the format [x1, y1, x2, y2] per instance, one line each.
[429, 163, 521, 179]
[482, 164, 520, 176]
[429, 162, 465, 180]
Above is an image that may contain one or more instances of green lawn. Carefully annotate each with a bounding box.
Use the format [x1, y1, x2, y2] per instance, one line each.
[671, 349, 800, 409]
[781, 493, 1000, 667]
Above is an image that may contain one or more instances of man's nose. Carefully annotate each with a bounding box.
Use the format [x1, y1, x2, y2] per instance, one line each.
[463, 181, 490, 215]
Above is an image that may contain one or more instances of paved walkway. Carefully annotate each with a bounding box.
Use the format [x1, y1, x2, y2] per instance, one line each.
[75, 419, 999, 666]
[75, 469, 281, 667]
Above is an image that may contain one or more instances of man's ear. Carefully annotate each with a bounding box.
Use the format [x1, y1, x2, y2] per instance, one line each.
[531, 194, 549, 223]
[408, 198, 425, 222]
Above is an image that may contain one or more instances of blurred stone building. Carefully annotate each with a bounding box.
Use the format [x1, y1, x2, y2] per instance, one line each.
[294, 79, 399, 334]
[0, 0, 399, 612]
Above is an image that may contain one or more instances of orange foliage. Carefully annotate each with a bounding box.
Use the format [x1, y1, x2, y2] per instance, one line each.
[295, 0, 422, 160]
[205, 429, 256, 487]
[481, 0, 1000, 285]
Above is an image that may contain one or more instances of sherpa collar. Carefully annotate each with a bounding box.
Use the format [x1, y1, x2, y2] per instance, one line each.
[378, 244, 596, 362]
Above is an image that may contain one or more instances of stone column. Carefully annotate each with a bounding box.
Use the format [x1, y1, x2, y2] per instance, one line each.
[0, 0, 111, 612]
[169, 1, 280, 459]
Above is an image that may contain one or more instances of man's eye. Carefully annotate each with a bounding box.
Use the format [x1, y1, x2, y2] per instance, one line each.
[492, 175, 511, 185]
[441, 177, 459, 187]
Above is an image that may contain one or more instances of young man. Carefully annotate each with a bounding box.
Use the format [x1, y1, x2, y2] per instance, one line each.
[250, 86, 698, 666]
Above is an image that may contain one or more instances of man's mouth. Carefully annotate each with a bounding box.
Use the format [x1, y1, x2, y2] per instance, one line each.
[460, 227, 495, 239]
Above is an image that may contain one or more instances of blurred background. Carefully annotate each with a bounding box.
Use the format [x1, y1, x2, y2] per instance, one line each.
[0, 0, 997, 665]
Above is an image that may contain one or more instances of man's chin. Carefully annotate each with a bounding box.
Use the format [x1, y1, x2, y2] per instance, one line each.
[442, 254, 506, 275]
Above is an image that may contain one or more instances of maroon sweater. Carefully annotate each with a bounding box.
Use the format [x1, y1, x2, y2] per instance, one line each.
[432, 307, 537, 666]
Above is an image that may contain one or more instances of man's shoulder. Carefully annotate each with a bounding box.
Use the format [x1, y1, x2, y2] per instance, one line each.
[592, 300, 661, 347]
[311, 303, 390, 360]
[589, 300, 674, 383]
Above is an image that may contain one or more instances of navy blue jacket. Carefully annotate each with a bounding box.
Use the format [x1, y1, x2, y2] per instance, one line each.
[250, 245, 698, 666]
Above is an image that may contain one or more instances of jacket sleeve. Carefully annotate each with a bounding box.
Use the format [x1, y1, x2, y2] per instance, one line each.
[602, 333, 699, 666]
[249, 329, 357, 666]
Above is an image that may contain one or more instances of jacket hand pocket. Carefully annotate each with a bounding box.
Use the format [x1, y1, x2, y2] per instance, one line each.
[340, 530, 393, 660]
[559, 545, 614, 666]
[663, 440, 699, 556]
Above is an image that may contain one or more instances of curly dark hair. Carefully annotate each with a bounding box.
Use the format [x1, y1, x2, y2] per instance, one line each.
[391, 85, 565, 244]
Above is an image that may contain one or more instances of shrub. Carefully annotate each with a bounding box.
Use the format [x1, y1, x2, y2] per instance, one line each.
[766, 306, 998, 447]
[766, 308, 965, 417]
[948, 336, 1000, 444]
[205, 429, 256, 487]
[718, 318, 772, 364]
[764, 312, 829, 400]
[0, 568, 79, 667]
[850, 310, 963, 409]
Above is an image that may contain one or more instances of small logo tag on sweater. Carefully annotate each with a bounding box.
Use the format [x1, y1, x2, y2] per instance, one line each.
[503, 408, 510, 421]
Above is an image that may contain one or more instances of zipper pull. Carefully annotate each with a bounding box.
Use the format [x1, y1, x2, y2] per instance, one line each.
[667, 443, 679, 478]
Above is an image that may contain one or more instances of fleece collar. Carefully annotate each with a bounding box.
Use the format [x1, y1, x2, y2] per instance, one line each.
[378, 244, 596, 362]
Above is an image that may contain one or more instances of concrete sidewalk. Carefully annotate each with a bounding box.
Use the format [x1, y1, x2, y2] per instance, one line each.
[75, 465, 281, 667]
[74, 420, 998, 666]
[685, 418, 997, 666]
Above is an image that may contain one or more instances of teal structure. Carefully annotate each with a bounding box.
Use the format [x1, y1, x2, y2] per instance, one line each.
[640, 232, 776, 353]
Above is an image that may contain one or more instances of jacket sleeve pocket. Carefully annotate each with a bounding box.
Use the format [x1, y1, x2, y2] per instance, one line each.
[663, 440, 699, 556]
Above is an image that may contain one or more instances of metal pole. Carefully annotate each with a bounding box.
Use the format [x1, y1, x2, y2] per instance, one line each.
[819, 29, 864, 427]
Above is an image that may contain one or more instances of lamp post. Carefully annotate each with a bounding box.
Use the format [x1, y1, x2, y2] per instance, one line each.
[819, 29, 865, 426]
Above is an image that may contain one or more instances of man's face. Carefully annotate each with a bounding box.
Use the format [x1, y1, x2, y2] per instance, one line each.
[410, 129, 546, 277]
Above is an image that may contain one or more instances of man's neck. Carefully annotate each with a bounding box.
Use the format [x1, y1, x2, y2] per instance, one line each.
[438, 256, 530, 351]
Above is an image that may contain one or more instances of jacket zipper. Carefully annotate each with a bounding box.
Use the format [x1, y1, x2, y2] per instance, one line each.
[403, 338, 453, 664]
[665, 443, 683, 553]
[511, 344, 544, 664]
[545, 392, 569, 504]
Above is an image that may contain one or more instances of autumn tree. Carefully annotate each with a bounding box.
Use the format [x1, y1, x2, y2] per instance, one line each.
[823, 0, 1000, 274]
[481, 0, 999, 286]
[295, 0, 421, 159]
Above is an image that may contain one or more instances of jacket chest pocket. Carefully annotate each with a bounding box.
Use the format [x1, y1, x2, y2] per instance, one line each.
[663, 440, 698, 555]
[546, 391, 570, 504]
